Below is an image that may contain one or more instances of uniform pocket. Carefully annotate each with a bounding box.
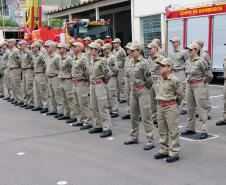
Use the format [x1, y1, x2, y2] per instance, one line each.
[99, 96, 109, 109]
[198, 96, 209, 110]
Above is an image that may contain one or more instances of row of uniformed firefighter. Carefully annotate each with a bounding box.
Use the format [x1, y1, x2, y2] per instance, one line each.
[0, 36, 215, 163]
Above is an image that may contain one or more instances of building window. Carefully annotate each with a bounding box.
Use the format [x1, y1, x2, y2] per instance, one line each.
[0, 0, 9, 17]
[140, 14, 161, 57]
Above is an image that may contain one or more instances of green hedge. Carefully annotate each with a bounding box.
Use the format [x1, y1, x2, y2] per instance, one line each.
[49, 19, 63, 28]
[0, 18, 18, 27]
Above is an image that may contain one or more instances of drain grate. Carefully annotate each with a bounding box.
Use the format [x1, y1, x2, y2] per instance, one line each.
[180, 132, 219, 141]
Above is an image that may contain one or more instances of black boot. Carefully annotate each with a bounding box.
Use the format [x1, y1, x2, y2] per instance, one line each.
[71, 122, 83, 127]
[216, 120, 226, 126]
[40, 108, 48, 114]
[200, 132, 208, 140]
[100, 130, 112, 138]
[54, 113, 63, 118]
[111, 112, 119, 118]
[20, 104, 28, 108]
[31, 107, 42, 111]
[66, 118, 77, 124]
[124, 139, 139, 145]
[80, 124, 92, 130]
[166, 156, 179, 163]
[46, 112, 57, 116]
[181, 129, 196, 136]
[121, 114, 130, 120]
[15, 102, 24, 106]
[25, 105, 34, 109]
[89, 128, 103, 134]
[154, 153, 169, 159]
[58, 116, 70, 120]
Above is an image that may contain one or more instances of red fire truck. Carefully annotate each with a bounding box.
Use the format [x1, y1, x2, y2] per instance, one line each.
[165, 2, 226, 76]
[65, 18, 112, 44]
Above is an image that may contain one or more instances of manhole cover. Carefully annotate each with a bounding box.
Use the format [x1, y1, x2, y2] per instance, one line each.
[180, 132, 219, 141]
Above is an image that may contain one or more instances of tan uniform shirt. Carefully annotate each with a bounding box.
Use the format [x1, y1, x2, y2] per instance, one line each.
[58, 55, 73, 79]
[33, 51, 46, 73]
[90, 56, 111, 83]
[171, 47, 189, 70]
[199, 49, 211, 67]
[41, 47, 47, 56]
[185, 56, 213, 83]
[21, 50, 33, 69]
[1, 49, 9, 69]
[128, 56, 152, 89]
[103, 53, 118, 76]
[159, 48, 168, 58]
[46, 53, 60, 77]
[156, 73, 184, 105]
[72, 52, 90, 80]
[148, 54, 165, 77]
[113, 47, 126, 68]
[7, 47, 22, 69]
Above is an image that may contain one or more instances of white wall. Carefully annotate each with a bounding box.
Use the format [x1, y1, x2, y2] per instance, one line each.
[131, 0, 215, 42]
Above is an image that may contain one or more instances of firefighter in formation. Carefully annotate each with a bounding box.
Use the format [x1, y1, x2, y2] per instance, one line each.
[0, 35, 215, 163]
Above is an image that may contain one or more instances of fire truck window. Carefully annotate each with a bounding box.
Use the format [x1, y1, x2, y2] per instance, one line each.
[167, 19, 183, 56]
[77, 25, 110, 40]
[212, 14, 226, 71]
[187, 17, 208, 50]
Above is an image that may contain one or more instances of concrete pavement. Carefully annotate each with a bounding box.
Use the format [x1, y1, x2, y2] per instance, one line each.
[0, 84, 226, 185]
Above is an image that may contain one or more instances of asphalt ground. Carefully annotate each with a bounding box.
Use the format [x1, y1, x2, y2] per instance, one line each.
[0, 84, 226, 185]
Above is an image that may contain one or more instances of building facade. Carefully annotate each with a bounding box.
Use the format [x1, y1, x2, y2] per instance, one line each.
[131, 0, 220, 54]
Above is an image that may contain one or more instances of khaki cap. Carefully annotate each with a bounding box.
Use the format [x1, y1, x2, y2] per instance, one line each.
[37, 39, 44, 44]
[18, 40, 27, 45]
[112, 38, 121, 43]
[8, 38, 16, 43]
[147, 42, 159, 49]
[103, 43, 112, 50]
[83, 37, 91, 41]
[125, 42, 132, 49]
[152, 38, 160, 45]
[88, 42, 102, 51]
[186, 42, 199, 50]
[45, 40, 57, 47]
[128, 43, 142, 51]
[170, 37, 180, 43]
[95, 39, 103, 44]
[157, 58, 173, 66]
[2, 41, 9, 45]
[68, 38, 76, 43]
[57, 43, 68, 49]
[194, 39, 204, 47]
[31, 42, 41, 48]
[71, 42, 84, 49]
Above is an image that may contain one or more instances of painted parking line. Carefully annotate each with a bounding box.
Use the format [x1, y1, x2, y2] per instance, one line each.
[212, 106, 219, 109]
[180, 133, 220, 142]
[57, 181, 68, 185]
[210, 95, 223, 99]
[209, 84, 224, 88]
[17, 152, 26, 156]
[107, 137, 114, 140]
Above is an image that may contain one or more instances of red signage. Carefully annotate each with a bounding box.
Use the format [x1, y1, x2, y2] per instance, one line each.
[166, 4, 226, 19]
